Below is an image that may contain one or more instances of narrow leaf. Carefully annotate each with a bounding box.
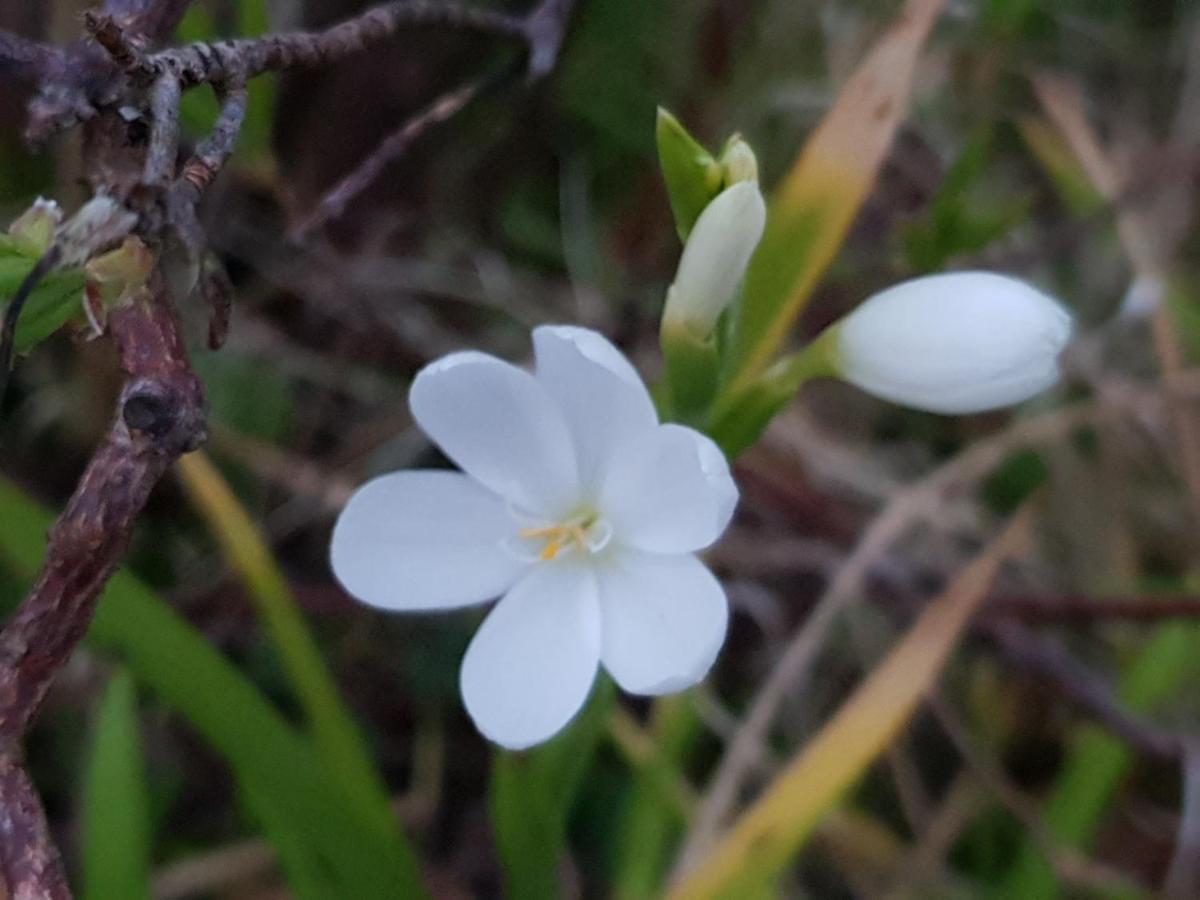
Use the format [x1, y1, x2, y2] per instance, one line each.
[174, 450, 405, 854]
[656, 107, 721, 241]
[491, 678, 616, 899]
[726, 0, 947, 391]
[669, 503, 1032, 899]
[82, 671, 151, 900]
[0, 476, 427, 898]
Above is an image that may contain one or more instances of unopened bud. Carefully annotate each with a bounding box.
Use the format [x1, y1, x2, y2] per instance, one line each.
[8, 198, 62, 256]
[719, 136, 758, 186]
[663, 181, 766, 340]
[832, 272, 1073, 414]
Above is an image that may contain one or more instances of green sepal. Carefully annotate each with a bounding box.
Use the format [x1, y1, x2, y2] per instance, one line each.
[708, 327, 840, 457]
[656, 107, 722, 242]
[661, 301, 721, 425]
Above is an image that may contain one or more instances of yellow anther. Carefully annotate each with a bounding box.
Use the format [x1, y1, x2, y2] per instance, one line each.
[519, 521, 591, 561]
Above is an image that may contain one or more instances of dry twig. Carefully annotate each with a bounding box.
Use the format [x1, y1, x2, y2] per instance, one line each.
[0, 0, 575, 895]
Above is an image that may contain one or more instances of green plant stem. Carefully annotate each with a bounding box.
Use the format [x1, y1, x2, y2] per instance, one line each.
[708, 327, 839, 456]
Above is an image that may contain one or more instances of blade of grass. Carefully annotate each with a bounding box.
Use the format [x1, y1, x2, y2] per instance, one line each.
[609, 698, 701, 900]
[668, 504, 1033, 899]
[174, 450, 403, 852]
[724, 0, 946, 392]
[1002, 621, 1200, 899]
[0, 475, 426, 898]
[491, 677, 616, 899]
[81, 671, 151, 900]
[1003, 72, 1200, 899]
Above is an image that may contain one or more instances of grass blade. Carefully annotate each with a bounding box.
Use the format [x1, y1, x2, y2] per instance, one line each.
[491, 677, 615, 899]
[668, 504, 1032, 899]
[174, 450, 405, 852]
[0, 475, 427, 898]
[81, 671, 151, 900]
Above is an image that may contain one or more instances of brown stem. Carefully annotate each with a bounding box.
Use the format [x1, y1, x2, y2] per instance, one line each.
[0, 285, 206, 742]
[0, 29, 62, 84]
[150, 0, 527, 88]
[985, 594, 1200, 624]
[981, 620, 1185, 762]
[0, 757, 68, 900]
[293, 64, 512, 239]
[0, 284, 206, 899]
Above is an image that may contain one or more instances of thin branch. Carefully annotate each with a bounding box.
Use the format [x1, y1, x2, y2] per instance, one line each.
[149, 1, 528, 88]
[981, 620, 1185, 762]
[83, 11, 157, 86]
[0, 284, 206, 899]
[0, 29, 62, 84]
[293, 62, 515, 239]
[927, 692, 1154, 895]
[0, 756, 68, 900]
[144, 75, 182, 185]
[0, 284, 206, 742]
[673, 400, 1125, 874]
[985, 594, 1200, 624]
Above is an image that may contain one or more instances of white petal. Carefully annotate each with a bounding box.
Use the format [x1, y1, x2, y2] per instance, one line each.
[597, 550, 728, 695]
[532, 326, 658, 493]
[664, 181, 767, 337]
[410, 351, 580, 517]
[836, 271, 1073, 414]
[460, 560, 601, 749]
[330, 471, 527, 611]
[599, 424, 738, 554]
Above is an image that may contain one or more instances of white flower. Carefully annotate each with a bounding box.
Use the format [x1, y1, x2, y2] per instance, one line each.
[663, 181, 767, 339]
[330, 326, 738, 749]
[834, 271, 1073, 414]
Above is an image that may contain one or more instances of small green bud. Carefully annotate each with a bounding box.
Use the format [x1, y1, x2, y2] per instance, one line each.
[718, 135, 758, 186]
[8, 198, 62, 256]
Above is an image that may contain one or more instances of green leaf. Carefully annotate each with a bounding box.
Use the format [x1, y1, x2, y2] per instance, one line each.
[707, 327, 839, 457]
[669, 506, 1031, 898]
[0, 250, 87, 354]
[1002, 621, 1200, 899]
[656, 108, 722, 241]
[0, 476, 428, 899]
[82, 671, 151, 900]
[13, 270, 87, 353]
[611, 698, 700, 899]
[491, 678, 616, 899]
[724, 0, 945, 394]
[176, 451, 412, 877]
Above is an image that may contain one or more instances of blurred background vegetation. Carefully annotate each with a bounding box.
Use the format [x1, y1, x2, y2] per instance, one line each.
[4, 0, 1200, 897]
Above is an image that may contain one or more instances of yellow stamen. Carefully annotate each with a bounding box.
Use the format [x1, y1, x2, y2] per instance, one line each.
[519, 521, 593, 561]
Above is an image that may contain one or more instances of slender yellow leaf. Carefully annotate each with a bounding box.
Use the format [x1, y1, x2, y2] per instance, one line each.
[727, 0, 946, 390]
[175, 451, 405, 855]
[669, 504, 1032, 899]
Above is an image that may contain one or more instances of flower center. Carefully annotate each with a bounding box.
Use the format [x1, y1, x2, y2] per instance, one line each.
[511, 513, 612, 562]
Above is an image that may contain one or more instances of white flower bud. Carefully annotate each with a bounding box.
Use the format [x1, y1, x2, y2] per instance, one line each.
[834, 271, 1072, 414]
[663, 181, 766, 339]
[719, 136, 758, 186]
